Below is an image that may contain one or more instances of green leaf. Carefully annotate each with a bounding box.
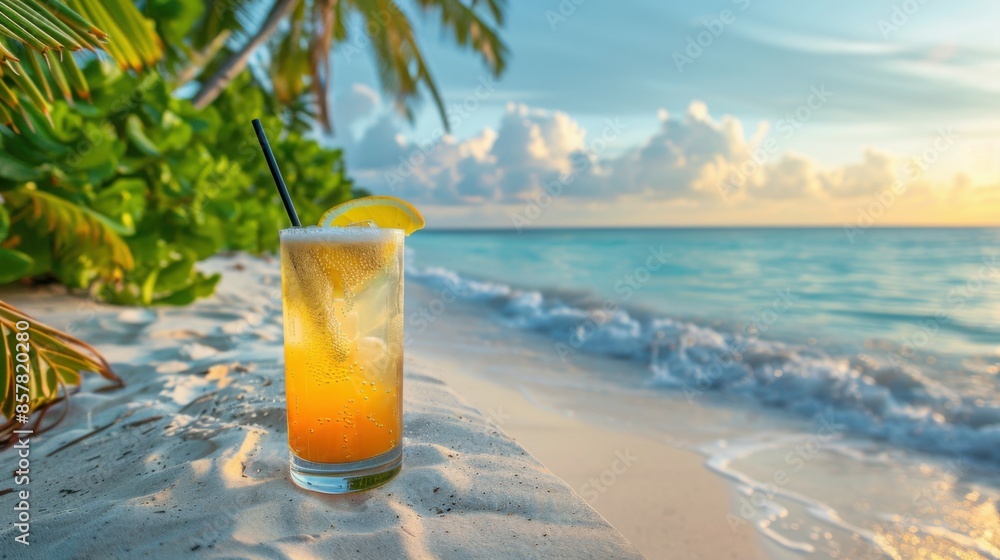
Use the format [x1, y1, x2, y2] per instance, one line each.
[0, 325, 14, 420]
[154, 257, 195, 293]
[5, 187, 134, 273]
[0, 301, 123, 441]
[207, 198, 238, 220]
[140, 268, 159, 305]
[126, 114, 162, 156]
[92, 178, 147, 228]
[195, 272, 221, 296]
[13, 104, 69, 156]
[0, 248, 34, 284]
[5, 223, 53, 278]
[29, 343, 46, 404]
[148, 0, 205, 47]
[153, 111, 193, 152]
[175, 230, 220, 260]
[0, 204, 9, 241]
[153, 284, 198, 306]
[69, 122, 123, 185]
[0, 153, 43, 182]
[153, 272, 220, 305]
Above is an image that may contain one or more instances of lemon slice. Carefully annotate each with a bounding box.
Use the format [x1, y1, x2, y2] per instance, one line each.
[318, 196, 425, 235]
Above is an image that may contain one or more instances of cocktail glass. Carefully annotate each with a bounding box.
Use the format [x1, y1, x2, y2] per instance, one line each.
[280, 226, 404, 493]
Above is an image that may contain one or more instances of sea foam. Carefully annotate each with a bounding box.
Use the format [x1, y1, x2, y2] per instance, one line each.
[406, 258, 1000, 465]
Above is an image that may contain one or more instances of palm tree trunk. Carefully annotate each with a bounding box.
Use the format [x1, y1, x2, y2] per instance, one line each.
[191, 0, 300, 110]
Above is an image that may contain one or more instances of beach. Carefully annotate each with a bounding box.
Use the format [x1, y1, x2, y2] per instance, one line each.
[405, 228, 1000, 559]
[0, 254, 642, 559]
[3, 231, 998, 559]
[406, 279, 773, 559]
[2, 0, 997, 558]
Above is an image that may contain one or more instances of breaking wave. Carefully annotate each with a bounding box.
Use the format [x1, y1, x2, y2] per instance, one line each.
[407, 261, 1000, 465]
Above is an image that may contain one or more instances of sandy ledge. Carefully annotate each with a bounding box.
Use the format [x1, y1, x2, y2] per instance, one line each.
[0, 255, 641, 560]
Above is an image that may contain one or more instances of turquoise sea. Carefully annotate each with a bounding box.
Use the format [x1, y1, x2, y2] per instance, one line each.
[408, 227, 1000, 463]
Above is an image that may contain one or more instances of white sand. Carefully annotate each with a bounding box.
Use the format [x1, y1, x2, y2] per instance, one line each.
[404, 283, 773, 560]
[416, 361, 771, 559]
[0, 255, 641, 559]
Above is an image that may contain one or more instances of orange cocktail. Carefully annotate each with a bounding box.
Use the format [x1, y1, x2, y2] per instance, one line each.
[280, 226, 404, 493]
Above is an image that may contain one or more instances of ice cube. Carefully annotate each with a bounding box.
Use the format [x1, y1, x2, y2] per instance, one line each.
[342, 311, 359, 341]
[352, 277, 392, 337]
[357, 336, 389, 380]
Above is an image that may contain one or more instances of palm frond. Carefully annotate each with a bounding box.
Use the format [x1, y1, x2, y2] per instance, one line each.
[306, 0, 337, 128]
[346, 0, 506, 131]
[196, 0, 259, 50]
[412, 0, 506, 74]
[269, 0, 308, 105]
[351, 0, 446, 127]
[67, 0, 163, 70]
[189, 0, 508, 133]
[0, 299, 122, 447]
[5, 186, 135, 275]
[0, 0, 164, 129]
[471, 0, 503, 25]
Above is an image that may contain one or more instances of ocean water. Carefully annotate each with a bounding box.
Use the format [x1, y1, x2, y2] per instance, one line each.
[406, 228, 1000, 464]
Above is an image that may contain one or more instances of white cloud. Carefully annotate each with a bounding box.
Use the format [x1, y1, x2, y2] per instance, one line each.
[758, 153, 823, 199]
[335, 87, 975, 216]
[618, 101, 751, 199]
[819, 149, 897, 198]
[338, 93, 610, 205]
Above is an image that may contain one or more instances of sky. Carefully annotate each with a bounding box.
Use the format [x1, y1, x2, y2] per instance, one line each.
[319, 0, 1000, 228]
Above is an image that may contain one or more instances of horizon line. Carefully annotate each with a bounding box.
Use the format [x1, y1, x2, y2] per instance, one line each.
[422, 224, 1000, 233]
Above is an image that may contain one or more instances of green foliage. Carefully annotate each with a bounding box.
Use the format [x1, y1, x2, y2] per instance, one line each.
[0, 248, 32, 284]
[146, 0, 205, 47]
[0, 62, 357, 305]
[181, 0, 508, 132]
[0, 0, 164, 125]
[0, 300, 123, 445]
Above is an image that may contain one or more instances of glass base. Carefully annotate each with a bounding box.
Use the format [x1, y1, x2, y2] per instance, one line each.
[289, 445, 402, 494]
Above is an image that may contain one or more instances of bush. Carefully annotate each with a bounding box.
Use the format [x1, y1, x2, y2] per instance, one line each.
[0, 64, 358, 305]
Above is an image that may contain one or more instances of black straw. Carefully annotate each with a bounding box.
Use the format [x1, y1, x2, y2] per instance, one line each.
[252, 118, 301, 227]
